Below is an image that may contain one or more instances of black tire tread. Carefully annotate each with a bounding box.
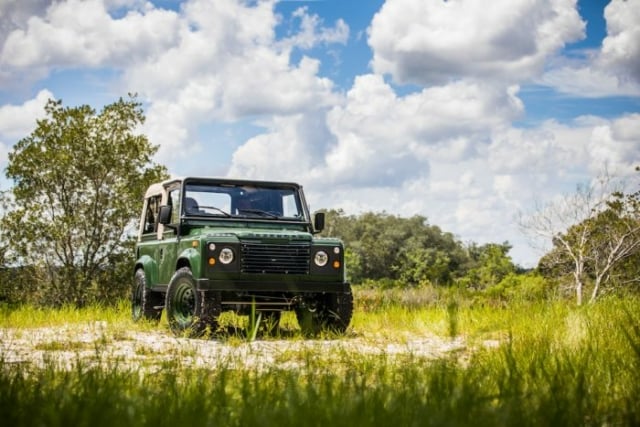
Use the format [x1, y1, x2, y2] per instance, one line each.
[133, 269, 162, 322]
[296, 284, 353, 336]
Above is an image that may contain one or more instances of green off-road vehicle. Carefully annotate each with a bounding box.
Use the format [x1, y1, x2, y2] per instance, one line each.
[132, 177, 352, 336]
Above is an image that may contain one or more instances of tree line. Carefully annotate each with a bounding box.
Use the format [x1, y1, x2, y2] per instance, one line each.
[319, 210, 519, 289]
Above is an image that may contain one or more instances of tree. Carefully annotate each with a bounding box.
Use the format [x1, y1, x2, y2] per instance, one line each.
[459, 242, 516, 289]
[522, 172, 640, 304]
[586, 194, 640, 301]
[0, 97, 168, 306]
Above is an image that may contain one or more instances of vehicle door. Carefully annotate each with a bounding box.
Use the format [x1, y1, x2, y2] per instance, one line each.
[158, 184, 181, 285]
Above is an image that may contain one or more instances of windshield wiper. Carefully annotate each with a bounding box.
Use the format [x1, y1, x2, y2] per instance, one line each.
[198, 205, 232, 217]
[237, 208, 280, 219]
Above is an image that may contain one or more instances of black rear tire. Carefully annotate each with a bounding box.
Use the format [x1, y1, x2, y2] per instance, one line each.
[324, 288, 354, 332]
[295, 285, 353, 336]
[132, 269, 162, 322]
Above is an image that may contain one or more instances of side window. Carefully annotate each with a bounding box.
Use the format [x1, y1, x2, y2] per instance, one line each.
[168, 189, 181, 224]
[143, 195, 161, 233]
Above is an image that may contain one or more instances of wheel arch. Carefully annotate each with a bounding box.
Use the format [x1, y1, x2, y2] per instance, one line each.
[134, 255, 158, 288]
[176, 247, 201, 278]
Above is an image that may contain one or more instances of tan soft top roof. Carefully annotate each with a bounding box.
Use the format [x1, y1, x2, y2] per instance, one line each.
[143, 182, 164, 198]
[143, 177, 183, 198]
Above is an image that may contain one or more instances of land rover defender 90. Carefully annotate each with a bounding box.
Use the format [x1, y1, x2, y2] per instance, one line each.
[132, 177, 352, 336]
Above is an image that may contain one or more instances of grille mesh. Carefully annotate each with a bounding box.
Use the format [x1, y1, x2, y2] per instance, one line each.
[241, 242, 310, 274]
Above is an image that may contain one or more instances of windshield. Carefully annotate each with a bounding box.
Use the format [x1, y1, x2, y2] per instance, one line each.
[183, 183, 305, 220]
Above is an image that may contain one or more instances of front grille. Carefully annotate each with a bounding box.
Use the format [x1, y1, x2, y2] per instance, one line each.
[241, 242, 310, 275]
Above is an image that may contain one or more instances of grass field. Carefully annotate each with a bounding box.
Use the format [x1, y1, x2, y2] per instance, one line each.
[1, 290, 639, 426]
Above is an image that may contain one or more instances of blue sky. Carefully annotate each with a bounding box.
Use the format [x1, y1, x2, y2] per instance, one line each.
[0, 0, 639, 266]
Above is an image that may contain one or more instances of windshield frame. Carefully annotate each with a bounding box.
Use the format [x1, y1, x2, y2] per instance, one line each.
[179, 177, 311, 227]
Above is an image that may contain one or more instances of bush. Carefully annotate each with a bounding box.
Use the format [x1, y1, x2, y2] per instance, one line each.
[0, 256, 132, 308]
[484, 273, 554, 302]
[0, 267, 39, 305]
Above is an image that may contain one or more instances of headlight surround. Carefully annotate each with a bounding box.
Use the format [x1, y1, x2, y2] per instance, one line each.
[219, 247, 234, 264]
[314, 250, 329, 267]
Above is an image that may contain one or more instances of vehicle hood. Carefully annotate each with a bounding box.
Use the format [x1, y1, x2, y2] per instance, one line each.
[201, 228, 313, 243]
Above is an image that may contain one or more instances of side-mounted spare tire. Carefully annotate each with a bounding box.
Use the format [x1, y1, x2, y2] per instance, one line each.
[165, 267, 220, 337]
[295, 284, 354, 336]
[132, 269, 163, 322]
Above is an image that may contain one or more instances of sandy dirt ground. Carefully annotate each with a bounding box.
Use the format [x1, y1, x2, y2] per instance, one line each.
[0, 322, 494, 371]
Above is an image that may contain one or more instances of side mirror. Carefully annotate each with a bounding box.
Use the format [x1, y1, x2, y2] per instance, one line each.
[313, 212, 325, 233]
[158, 205, 172, 225]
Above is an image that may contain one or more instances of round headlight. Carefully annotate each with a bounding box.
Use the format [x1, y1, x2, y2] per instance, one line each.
[219, 247, 234, 264]
[314, 250, 329, 267]
[208, 243, 216, 251]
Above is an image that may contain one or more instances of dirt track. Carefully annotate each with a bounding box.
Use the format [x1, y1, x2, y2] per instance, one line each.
[0, 322, 485, 371]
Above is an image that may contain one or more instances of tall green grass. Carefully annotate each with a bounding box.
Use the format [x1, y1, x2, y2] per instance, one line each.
[1, 294, 640, 426]
[0, 299, 131, 328]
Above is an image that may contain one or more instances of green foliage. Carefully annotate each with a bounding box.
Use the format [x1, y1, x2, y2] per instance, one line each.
[0, 266, 39, 304]
[0, 97, 168, 307]
[483, 272, 554, 302]
[398, 246, 455, 286]
[321, 209, 506, 287]
[457, 242, 516, 290]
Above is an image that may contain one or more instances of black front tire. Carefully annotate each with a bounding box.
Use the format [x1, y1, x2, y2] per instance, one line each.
[132, 269, 163, 322]
[165, 267, 220, 337]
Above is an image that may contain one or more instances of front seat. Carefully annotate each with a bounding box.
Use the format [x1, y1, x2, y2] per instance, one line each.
[184, 197, 200, 214]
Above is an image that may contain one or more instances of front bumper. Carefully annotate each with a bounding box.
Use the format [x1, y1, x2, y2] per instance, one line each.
[196, 278, 350, 293]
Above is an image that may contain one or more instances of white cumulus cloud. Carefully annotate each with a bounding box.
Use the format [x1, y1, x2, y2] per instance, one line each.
[120, 0, 347, 164]
[0, 89, 53, 140]
[0, 0, 50, 41]
[368, 0, 584, 85]
[587, 113, 640, 175]
[600, 0, 640, 84]
[228, 112, 333, 182]
[0, 0, 180, 73]
[540, 0, 640, 97]
[280, 6, 349, 50]
[0, 0, 353, 169]
[228, 75, 525, 188]
[0, 89, 53, 171]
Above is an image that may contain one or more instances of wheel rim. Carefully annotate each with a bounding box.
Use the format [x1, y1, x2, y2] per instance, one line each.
[172, 281, 196, 325]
